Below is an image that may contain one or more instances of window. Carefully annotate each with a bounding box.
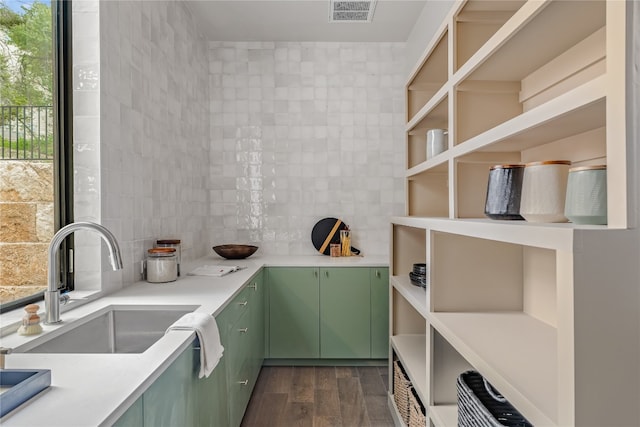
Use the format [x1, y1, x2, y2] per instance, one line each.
[0, 0, 72, 312]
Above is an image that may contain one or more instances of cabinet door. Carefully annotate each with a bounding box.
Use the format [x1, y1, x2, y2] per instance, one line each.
[197, 354, 229, 427]
[268, 267, 320, 358]
[371, 267, 389, 359]
[143, 343, 197, 427]
[320, 267, 371, 359]
[113, 396, 143, 427]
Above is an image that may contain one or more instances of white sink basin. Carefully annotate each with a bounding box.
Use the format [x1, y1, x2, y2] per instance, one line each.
[18, 305, 196, 354]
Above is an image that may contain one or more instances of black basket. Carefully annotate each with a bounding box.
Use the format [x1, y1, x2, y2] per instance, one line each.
[457, 371, 533, 427]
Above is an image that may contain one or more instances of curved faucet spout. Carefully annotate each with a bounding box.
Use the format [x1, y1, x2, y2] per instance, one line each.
[45, 222, 123, 324]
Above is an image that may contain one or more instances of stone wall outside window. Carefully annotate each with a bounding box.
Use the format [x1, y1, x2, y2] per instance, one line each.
[0, 161, 53, 303]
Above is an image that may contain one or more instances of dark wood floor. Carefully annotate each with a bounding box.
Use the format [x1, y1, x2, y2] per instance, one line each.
[241, 366, 395, 427]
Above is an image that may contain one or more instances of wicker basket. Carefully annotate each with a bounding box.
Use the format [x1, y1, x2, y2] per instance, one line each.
[393, 360, 412, 425]
[408, 386, 427, 427]
[457, 371, 533, 427]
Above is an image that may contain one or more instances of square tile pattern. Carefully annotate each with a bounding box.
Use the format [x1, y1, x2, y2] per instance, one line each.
[73, 2, 406, 290]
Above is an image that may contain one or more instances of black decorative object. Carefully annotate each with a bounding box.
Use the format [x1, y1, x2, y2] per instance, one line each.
[484, 164, 525, 220]
[457, 371, 533, 427]
[409, 263, 427, 288]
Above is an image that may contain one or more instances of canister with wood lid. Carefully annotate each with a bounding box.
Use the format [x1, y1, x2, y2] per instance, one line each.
[520, 160, 571, 223]
[564, 165, 607, 225]
[146, 247, 178, 283]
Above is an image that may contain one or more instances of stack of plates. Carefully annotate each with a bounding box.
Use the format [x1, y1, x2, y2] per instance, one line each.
[409, 263, 427, 288]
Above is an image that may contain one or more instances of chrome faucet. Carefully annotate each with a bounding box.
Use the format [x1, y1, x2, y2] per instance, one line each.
[45, 222, 123, 324]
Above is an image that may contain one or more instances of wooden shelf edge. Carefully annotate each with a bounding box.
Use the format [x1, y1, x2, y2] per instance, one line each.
[387, 393, 407, 427]
[391, 334, 427, 404]
[406, 13, 450, 86]
[452, 0, 550, 85]
[450, 74, 607, 158]
[429, 404, 458, 427]
[406, 84, 449, 132]
[406, 155, 449, 178]
[390, 275, 428, 318]
[428, 312, 557, 426]
[391, 216, 608, 251]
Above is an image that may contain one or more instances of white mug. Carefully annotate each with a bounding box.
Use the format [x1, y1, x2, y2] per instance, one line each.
[426, 129, 448, 160]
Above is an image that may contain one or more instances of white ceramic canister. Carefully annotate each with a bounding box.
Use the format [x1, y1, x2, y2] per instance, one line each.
[426, 129, 448, 160]
[520, 160, 571, 223]
[564, 165, 607, 225]
[146, 247, 178, 283]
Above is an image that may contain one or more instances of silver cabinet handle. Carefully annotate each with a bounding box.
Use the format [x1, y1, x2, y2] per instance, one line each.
[325, 270, 329, 278]
[249, 283, 257, 290]
[314, 270, 318, 278]
[238, 328, 248, 333]
[376, 270, 381, 278]
[238, 301, 248, 306]
[238, 380, 248, 386]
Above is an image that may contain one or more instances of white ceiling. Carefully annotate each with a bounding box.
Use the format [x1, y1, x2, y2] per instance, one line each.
[185, 0, 427, 42]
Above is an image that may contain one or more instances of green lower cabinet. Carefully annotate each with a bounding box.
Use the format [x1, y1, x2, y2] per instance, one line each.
[319, 267, 371, 359]
[143, 343, 197, 427]
[197, 354, 229, 426]
[220, 274, 265, 426]
[371, 267, 389, 359]
[112, 395, 143, 427]
[268, 267, 320, 358]
[266, 266, 389, 361]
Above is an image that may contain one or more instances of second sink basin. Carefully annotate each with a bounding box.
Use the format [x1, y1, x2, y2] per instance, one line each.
[21, 305, 196, 354]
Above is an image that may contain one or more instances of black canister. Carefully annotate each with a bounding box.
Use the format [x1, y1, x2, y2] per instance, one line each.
[484, 164, 525, 220]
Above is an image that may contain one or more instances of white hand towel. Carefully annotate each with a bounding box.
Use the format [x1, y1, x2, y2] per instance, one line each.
[166, 312, 224, 378]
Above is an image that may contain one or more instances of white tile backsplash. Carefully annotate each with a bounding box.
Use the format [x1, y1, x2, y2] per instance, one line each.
[208, 42, 405, 257]
[72, 0, 210, 291]
[72, 3, 405, 293]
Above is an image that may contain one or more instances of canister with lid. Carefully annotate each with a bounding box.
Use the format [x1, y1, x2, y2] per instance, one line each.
[146, 247, 178, 283]
[484, 164, 525, 220]
[564, 165, 607, 225]
[156, 239, 181, 276]
[520, 160, 571, 223]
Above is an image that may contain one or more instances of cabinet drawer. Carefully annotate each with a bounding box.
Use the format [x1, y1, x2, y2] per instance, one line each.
[225, 310, 252, 378]
[217, 287, 252, 333]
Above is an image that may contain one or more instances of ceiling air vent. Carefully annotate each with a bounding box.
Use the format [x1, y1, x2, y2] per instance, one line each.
[329, 0, 377, 23]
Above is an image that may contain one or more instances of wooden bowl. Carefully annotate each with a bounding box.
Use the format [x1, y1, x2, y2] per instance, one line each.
[212, 244, 258, 259]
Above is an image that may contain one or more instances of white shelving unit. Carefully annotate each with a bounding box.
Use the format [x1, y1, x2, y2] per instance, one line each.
[389, 1, 639, 426]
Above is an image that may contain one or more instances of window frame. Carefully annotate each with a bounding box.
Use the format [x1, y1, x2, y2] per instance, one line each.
[0, 0, 73, 313]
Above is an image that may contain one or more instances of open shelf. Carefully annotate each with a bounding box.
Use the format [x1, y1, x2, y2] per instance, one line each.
[391, 223, 427, 275]
[429, 312, 557, 426]
[395, 1, 637, 425]
[454, 1, 606, 144]
[390, 275, 427, 319]
[452, 76, 606, 155]
[407, 92, 449, 169]
[429, 404, 457, 427]
[407, 28, 449, 123]
[453, 0, 525, 72]
[391, 334, 427, 404]
[407, 163, 449, 218]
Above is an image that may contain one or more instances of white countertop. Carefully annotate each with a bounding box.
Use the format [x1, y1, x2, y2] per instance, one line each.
[0, 254, 387, 426]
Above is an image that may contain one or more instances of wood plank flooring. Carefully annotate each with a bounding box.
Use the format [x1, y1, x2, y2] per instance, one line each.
[241, 366, 394, 427]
